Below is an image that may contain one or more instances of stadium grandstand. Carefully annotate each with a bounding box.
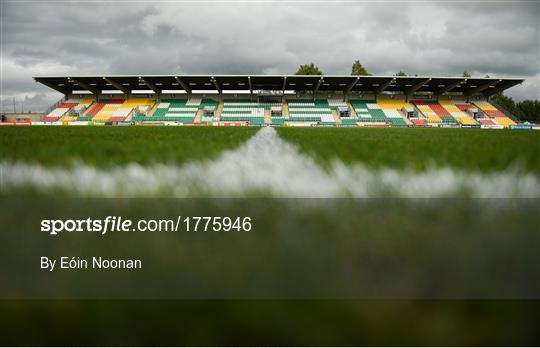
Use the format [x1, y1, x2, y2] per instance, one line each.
[27, 74, 528, 128]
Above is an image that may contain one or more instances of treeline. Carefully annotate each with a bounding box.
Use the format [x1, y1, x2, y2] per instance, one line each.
[294, 63, 538, 123]
[491, 93, 540, 123]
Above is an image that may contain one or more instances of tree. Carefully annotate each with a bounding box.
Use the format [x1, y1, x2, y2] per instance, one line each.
[491, 93, 516, 114]
[517, 100, 540, 123]
[491, 92, 540, 123]
[395, 71, 407, 76]
[295, 63, 323, 75]
[462, 71, 471, 77]
[351, 60, 370, 76]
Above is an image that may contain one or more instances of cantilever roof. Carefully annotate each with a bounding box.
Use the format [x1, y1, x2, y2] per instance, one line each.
[33, 74, 524, 97]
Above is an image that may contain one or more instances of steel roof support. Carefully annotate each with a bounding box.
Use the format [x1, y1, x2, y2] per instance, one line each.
[140, 77, 160, 95]
[103, 77, 130, 96]
[174, 76, 192, 97]
[466, 80, 501, 101]
[69, 78, 99, 95]
[376, 78, 395, 94]
[211, 76, 222, 97]
[313, 78, 323, 99]
[343, 77, 360, 101]
[485, 81, 521, 99]
[405, 78, 431, 101]
[438, 79, 464, 95]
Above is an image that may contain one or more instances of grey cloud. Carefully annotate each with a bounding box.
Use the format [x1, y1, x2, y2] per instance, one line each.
[1, 0, 538, 112]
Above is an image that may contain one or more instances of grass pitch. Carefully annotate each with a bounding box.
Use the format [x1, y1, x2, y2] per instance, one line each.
[0, 126, 258, 167]
[278, 127, 540, 174]
[1, 126, 539, 175]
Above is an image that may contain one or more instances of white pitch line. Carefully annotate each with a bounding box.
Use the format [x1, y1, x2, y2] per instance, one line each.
[1, 127, 539, 198]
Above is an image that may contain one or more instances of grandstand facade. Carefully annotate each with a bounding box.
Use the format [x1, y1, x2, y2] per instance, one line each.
[33, 75, 525, 128]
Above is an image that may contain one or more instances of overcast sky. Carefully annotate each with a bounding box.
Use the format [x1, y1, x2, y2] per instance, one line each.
[1, 0, 539, 113]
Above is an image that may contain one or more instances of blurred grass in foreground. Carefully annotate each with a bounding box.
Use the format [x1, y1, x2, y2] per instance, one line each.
[278, 128, 540, 174]
[0, 300, 539, 346]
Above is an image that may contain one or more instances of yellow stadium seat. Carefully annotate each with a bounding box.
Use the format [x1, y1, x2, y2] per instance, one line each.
[81, 98, 94, 106]
[92, 99, 153, 121]
[474, 101, 497, 111]
[455, 116, 477, 125]
[438, 100, 452, 105]
[495, 117, 516, 128]
[60, 115, 77, 122]
[376, 98, 413, 110]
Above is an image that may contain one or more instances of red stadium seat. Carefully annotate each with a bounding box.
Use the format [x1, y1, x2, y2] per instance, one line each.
[109, 116, 126, 122]
[478, 119, 495, 125]
[86, 103, 106, 116]
[43, 116, 60, 122]
[456, 103, 474, 111]
[58, 102, 78, 108]
[411, 118, 427, 126]
[485, 110, 506, 118]
[429, 104, 452, 117]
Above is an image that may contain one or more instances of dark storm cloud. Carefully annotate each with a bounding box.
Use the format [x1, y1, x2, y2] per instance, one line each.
[1, 0, 538, 112]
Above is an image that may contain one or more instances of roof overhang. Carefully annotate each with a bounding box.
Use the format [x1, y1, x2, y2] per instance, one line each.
[33, 74, 524, 96]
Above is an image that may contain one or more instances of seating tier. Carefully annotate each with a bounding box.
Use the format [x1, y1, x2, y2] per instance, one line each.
[287, 99, 333, 123]
[439, 100, 478, 125]
[412, 100, 457, 124]
[474, 101, 516, 128]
